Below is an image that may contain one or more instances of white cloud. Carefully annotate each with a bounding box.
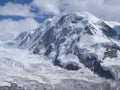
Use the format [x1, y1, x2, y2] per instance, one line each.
[0, 18, 39, 41]
[60, 0, 120, 21]
[0, 2, 35, 17]
[32, 0, 120, 21]
[0, 0, 120, 21]
[32, 0, 60, 15]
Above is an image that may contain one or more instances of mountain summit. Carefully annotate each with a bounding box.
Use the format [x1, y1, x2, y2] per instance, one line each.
[1, 12, 120, 90]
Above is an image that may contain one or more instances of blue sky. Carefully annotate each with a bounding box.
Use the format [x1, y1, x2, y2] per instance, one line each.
[0, 0, 53, 22]
[0, 0, 32, 5]
[0, 0, 120, 41]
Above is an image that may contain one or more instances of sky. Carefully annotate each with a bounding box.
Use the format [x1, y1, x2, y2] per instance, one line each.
[0, 0, 120, 41]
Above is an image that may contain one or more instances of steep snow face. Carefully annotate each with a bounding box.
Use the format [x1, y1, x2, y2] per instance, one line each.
[13, 12, 120, 79]
[106, 21, 120, 35]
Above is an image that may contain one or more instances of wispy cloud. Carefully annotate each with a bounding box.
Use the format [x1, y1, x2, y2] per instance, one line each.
[0, 0, 120, 21]
[0, 2, 35, 17]
[32, 0, 120, 21]
[31, 0, 60, 15]
[0, 18, 39, 41]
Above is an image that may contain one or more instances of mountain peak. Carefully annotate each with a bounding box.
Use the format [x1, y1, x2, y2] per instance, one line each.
[60, 12, 100, 23]
[70, 12, 98, 19]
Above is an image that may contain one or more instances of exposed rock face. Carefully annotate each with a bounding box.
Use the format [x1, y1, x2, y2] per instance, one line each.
[103, 44, 120, 59]
[73, 46, 114, 79]
[0, 83, 25, 90]
[100, 22, 117, 37]
[0, 83, 53, 90]
[54, 79, 113, 90]
[54, 59, 81, 70]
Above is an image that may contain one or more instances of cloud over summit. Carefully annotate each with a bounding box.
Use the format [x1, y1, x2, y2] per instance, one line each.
[0, 0, 120, 41]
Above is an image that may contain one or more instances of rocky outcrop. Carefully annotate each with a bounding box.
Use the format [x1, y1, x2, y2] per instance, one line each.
[54, 79, 113, 90]
[0, 83, 25, 90]
[2, 79, 120, 90]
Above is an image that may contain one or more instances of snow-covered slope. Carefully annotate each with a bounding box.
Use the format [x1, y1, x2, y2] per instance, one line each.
[1, 12, 120, 89]
[0, 41, 105, 90]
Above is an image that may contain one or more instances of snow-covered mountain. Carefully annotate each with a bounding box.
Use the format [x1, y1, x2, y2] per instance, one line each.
[14, 12, 120, 78]
[1, 12, 120, 90]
